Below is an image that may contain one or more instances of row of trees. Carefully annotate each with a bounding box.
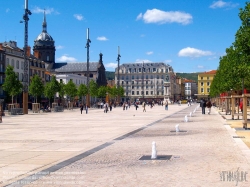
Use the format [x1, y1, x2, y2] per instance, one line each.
[210, 2, 250, 97]
[3, 65, 125, 105]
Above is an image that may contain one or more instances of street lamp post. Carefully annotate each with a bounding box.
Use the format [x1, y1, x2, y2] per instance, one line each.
[86, 28, 91, 107]
[142, 61, 145, 100]
[22, 0, 31, 114]
[117, 46, 121, 88]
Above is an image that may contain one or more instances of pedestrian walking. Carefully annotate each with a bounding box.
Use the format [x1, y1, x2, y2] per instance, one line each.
[85, 104, 88, 114]
[135, 102, 138, 110]
[80, 104, 83, 114]
[142, 102, 146, 112]
[206, 99, 212, 114]
[125, 102, 128, 110]
[200, 99, 206, 114]
[105, 102, 109, 113]
[109, 103, 112, 111]
[165, 100, 168, 110]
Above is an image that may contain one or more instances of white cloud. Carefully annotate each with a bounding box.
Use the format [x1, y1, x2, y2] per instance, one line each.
[56, 55, 77, 62]
[135, 59, 152, 63]
[56, 45, 64, 49]
[197, 65, 204, 69]
[146, 51, 153, 55]
[178, 47, 213, 58]
[136, 9, 192, 25]
[97, 36, 108, 41]
[32, 6, 56, 14]
[74, 14, 84, 21]
[209, 0, 238, 9]
[6, 8, 10, 13]
[164, 59, 172, 63]
[105, 63, 117, 69]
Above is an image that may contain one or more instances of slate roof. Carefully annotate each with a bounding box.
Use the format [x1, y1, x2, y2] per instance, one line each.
[52, 62, 99, 72]
[119, 62, 167, 68]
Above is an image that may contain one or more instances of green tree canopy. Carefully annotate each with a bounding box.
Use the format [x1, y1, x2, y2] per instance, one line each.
[64, 79, 77, 101]
[89, 80, 98, 97]
[29, 74, 44, 103]
[2, 65, 22, 103]
[97, 86, 107, 98]
[77, 84, 88, 104]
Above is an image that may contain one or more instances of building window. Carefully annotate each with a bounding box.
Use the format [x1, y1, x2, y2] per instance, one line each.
[201, 82, 203, 86]
[141, 91, 144, 95]
[201, 77, 203, 80]
[207, 88, 210, 93]
[132, 91, 134, 95]
[11, 59, 14, 67]
[139, 68, 141, 72]
[47, 55, 50, 61]
[151, 91, 153, 95]
[132, 81, 134, 84]
[201, 88, 204, 93]
[207, 76, 210, 80]
[134, 68, 136, 72]
[153, 68, 156, 72]
[151, 75, 153, 79]
[6, 58, 9, 66]
[16, 60, 19, 69]
[132, 86, 134, 89]
[21, 61, 24, 69]
[146, 91, 148, 95]
[207, 82, 210, 86]
[137, 91, 139, 95]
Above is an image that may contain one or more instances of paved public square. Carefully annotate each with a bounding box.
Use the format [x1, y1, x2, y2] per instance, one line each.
[0, 104, 250, 187]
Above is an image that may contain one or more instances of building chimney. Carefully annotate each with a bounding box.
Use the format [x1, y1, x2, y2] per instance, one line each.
[26, 46, 31, 57]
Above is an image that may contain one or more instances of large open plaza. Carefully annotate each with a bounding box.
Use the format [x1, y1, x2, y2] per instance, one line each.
[0, 104, 250, 187]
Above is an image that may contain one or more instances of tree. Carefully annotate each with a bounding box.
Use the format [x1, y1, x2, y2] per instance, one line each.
[97, 86, 107, 99]
[58, 80, 66, 105]
[29, 74, 44, 103]
[2, 65, 22, 104]
[89, 80, 98, 97]
[117, 86, 125, 97]
[64, 79, 77, 101]
[49, 76, 60, 102]
[77, 84, 88, 104]
[44, 82, 54, 107]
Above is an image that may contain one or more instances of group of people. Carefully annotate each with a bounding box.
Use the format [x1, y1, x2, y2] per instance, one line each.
[80, 104, 89, 114]
[200, 99, 212, 114]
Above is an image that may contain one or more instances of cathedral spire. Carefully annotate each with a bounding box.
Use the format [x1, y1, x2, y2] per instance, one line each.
[42, 9, 47, 33]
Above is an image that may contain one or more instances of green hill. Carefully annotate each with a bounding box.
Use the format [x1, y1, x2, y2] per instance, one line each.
[176, 73, 200, 82]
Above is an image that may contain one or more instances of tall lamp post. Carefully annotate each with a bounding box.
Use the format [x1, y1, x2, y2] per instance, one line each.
[86, 28, 91, 107]
[22, 0, 31, 114]
[117, 46, 121, 88]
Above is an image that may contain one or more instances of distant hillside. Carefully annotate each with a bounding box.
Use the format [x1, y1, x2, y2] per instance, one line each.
[106, 71, 115, 80]
[105, 71, 199, 82]
[176, 73, 200, 82]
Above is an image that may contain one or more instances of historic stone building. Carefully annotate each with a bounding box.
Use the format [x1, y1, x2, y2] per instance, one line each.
[115, 62, 177, 101]
[33, 11, 107, 86]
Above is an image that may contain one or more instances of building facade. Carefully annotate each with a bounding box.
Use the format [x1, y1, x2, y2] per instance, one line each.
[197, 70, 216, 99]
[0, 49, 5, 99]
[115, 62, 177, 101]
[184, 79, 197, 100]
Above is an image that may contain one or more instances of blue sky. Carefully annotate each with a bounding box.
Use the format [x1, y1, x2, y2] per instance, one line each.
[0, 0, 246, 73]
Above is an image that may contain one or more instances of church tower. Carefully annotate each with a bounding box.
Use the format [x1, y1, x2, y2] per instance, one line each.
[33, 10, 55, 64]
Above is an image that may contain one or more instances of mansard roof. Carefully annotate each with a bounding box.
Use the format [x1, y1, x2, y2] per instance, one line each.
[52, 62, 99, 73]
[119, 62, 169, 69]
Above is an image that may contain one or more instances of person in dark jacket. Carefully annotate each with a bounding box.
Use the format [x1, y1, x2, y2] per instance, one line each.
[200, 99, 206, 114]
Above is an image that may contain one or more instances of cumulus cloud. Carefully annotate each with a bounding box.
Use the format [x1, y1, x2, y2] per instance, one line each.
[135, 59, 152, 63]
[32, 6, 57, 14]
[97, 36, 108, 41]
[164, 59, 172, 63]
[136, 9, 192, 25]
[6, 8, 10, 13]
[146, 51, 153, 55]
[197, 65, 204, 69]
[56, 55, 77, 62]
[74, 14, 84, 21]
[178, 47, 213, 58]
[56, 45, 64, 49]
[105, 63, 117, 69]
[209, 0, 238, 9]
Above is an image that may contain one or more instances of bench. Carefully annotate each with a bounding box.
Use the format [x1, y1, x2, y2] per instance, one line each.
[54, 106, 64, 112]
[10, 108, 23, 115]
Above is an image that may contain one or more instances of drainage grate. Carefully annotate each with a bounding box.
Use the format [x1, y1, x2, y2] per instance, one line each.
[170, 130, 187, 133]
[233, 136, 245, 138]
[139, 155, 172, 160]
